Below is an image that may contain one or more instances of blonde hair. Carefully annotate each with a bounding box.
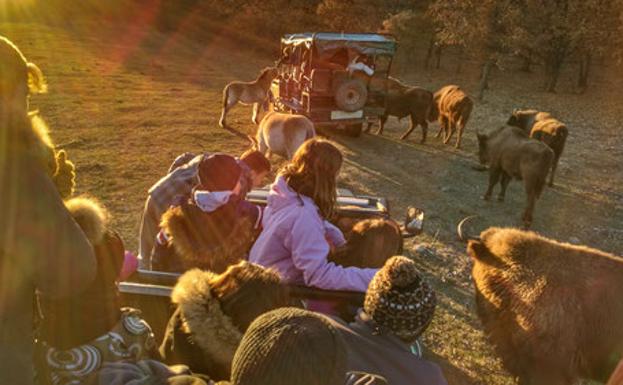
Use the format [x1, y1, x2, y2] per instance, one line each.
[2, 36, 48, 157]
[280, 138, 342, 219]
[0, 36, 47, 99]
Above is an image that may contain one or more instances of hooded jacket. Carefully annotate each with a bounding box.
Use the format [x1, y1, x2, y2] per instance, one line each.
[329, 311, 448, 385]
[248, 176, 376, 292]
[1, 145, 96, 385]
[160, 269, 243, 380]
[152, 197, 258, 274]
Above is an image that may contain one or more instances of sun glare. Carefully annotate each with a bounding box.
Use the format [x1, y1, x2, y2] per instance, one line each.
[0, 0, 36, 19]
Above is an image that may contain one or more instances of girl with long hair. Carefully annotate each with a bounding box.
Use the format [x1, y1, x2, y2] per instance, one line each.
[249, 138, 377, 292]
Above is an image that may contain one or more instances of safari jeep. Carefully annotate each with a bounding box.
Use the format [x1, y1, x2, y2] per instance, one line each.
[119, 188, 422, 342]
[270, 33, 397, 137]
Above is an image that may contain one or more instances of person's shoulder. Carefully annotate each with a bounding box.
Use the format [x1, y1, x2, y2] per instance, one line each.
[410, 356, 447, 384]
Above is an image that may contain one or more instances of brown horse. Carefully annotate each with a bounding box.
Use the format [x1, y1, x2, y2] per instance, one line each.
[219, 67, 278, 137]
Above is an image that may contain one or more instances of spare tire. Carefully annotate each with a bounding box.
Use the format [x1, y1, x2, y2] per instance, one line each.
[334, 78, 367, 112]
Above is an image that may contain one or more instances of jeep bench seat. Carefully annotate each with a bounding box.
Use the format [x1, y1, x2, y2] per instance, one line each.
[119, 271, 366, 344]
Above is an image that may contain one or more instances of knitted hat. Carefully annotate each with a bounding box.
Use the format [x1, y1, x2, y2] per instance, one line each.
[364, 256, 436, 342]
[197, 153, 242, 191]
[230, 307, 347, 385]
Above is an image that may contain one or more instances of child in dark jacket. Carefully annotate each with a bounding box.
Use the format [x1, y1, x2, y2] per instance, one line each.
[139, 150, 270, 268]
[329, 256, 448, 385]
[35, 197, 156, 385]
[160, 261, 290, 381]
[151, 154, 263, 273]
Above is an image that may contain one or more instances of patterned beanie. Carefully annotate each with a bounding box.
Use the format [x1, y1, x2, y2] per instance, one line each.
[230, 307, 347, 385]
[197, 153, 242, 191]
[364, 256, 437, 342]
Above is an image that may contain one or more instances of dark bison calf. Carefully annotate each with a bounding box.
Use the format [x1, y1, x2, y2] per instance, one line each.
[430, 85, 473, 149]
[477, 126, 554, 228]
[331, 218, 403, 268]
[508, 109, 568, 186]
[366, 77, 434, 143]
[460, 224, 623, 385]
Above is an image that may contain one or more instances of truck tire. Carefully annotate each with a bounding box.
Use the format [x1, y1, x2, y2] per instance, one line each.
[334, 78, 367, 112]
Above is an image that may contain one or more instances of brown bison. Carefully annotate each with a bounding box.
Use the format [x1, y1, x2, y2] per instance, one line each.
[459, 223, 623, 385]
[507, 109, 552, 131]
[330, 218, 403, 268]
[366, 77, 434, 143]
[507, 109, 568, 186]
[429, 85, 473, 149]
[477, 126, 554, 228]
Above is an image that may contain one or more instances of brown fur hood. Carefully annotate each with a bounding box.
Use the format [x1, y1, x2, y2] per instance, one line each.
[171, 269, 243, 369]
[161, 203, 253, 273]
[161, 205, 203, 268]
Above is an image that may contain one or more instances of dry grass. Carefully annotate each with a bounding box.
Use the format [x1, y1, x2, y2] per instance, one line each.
[4, 18, 622, 385]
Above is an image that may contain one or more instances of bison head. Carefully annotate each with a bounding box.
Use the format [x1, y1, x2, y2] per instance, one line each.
[427, 102, 439, 122]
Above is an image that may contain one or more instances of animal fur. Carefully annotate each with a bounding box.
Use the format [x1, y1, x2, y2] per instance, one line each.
[477, 126, 554, 228]
[507, 109, 568, 186]
[64, 196, 109, 244]
[330, 218, 403, 268]
[467, 227, 623, 385]
[256, 111, 316, 160]
[219, 66, 278, 132]
[171, 269, 243, 371]
[366, 77, 433, 143]
[429, 85, 473, 149]
[161, 203, 254, 273]
[507, 109, 553, 132]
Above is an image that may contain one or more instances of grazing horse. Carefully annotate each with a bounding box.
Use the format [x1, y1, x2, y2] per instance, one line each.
[255, 111, 316, 160]
[219, 67, 278, 132]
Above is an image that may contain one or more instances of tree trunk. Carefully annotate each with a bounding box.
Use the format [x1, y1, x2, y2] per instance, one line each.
[424, 36, 434, 70]
[544, 55, 564, 93]
[577, 52, 591, 93]
[544, 43, 568, 93]
[435, 45, 442, 69]
[477, 59, 494, 101]
[455, 47, 464, 74]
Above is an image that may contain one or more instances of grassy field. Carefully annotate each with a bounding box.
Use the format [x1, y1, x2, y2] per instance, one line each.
[3, 18, 622, 385]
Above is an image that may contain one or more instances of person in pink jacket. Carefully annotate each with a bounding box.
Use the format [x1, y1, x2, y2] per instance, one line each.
[249, 138, 377, 292]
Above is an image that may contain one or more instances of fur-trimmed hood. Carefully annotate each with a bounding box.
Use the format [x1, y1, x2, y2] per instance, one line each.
[65, 196, 109, 244]
[171, 269, 243, 371]
[161, 202, 253, 273]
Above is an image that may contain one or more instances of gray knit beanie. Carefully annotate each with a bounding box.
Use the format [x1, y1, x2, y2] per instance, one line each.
[229, 307, 347, 385]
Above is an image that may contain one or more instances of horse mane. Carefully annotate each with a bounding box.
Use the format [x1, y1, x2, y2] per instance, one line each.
[256, 67, 276, 81]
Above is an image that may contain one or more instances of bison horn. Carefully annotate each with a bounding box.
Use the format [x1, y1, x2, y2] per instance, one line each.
[457, 215, 480, 242]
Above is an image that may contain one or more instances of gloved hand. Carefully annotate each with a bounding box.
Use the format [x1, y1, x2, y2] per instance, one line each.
[53, 149, 76, 199]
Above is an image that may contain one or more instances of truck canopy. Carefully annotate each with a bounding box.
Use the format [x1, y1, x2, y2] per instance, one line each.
[281, 32, 397, 57]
